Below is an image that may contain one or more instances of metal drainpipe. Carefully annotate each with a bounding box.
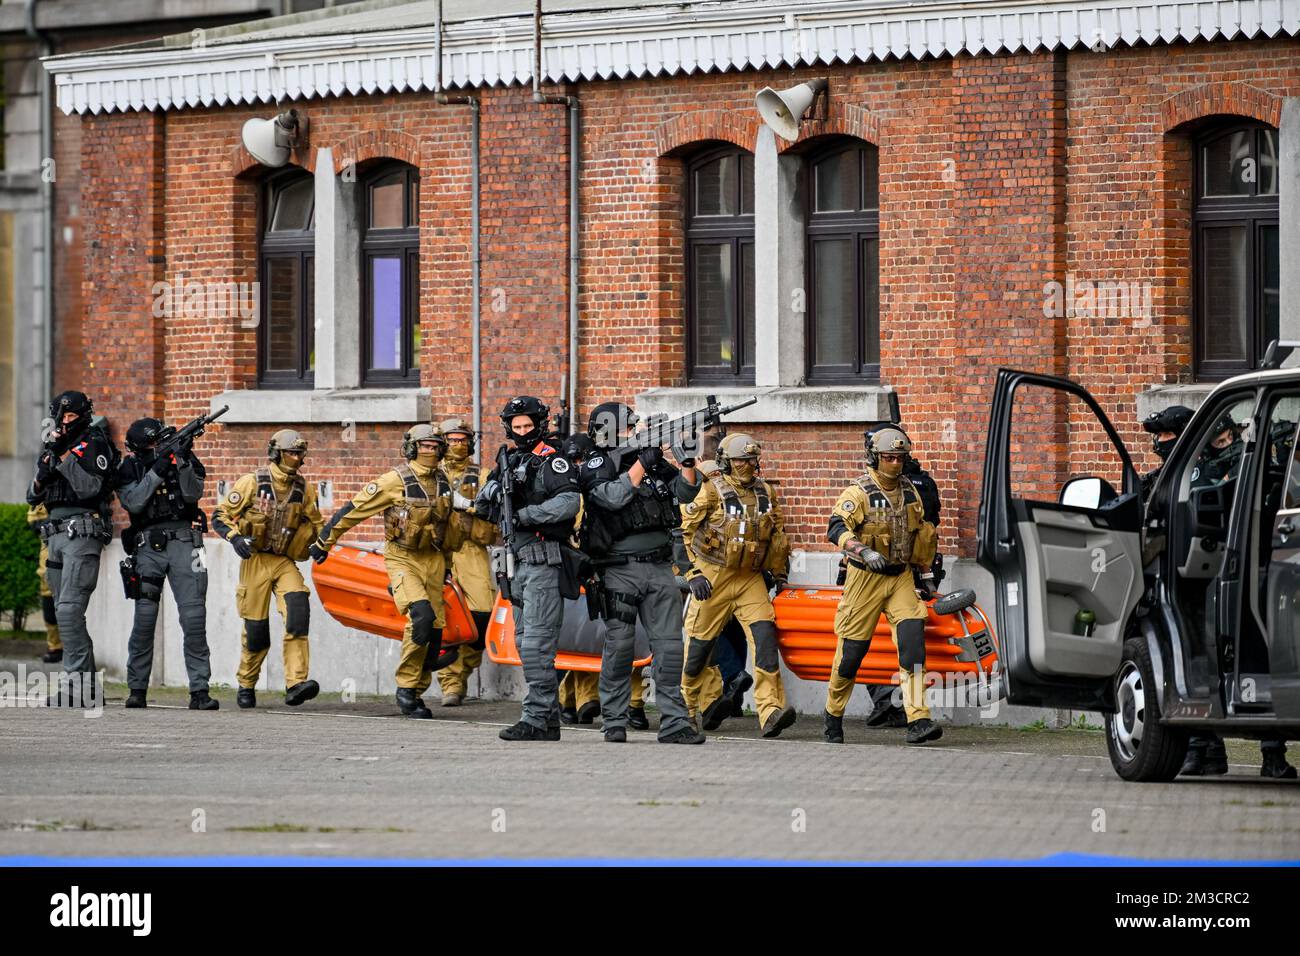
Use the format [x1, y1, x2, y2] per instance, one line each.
[25, 0, 53, 407]
[534, 0, 579, 432]
[434, 1, 483, 456]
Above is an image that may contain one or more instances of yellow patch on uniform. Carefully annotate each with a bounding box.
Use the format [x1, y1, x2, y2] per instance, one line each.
[227, 491, 242, 505]
[840, 500, 856, 513]
[684, 503, 698, 515]
[363, 482, 380, 496]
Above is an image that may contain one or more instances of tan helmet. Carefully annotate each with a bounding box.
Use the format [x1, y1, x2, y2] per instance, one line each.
[439, 416, 476, 455]
[865, 426, 912, 467]
[717, 432, 761, 474]
[403, 422, 447, 460]
[268, 429, 308, 463]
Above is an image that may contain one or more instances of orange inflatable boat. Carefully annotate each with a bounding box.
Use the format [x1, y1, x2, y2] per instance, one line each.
[311, 543, 478, 647]
[485, 591, 653, 673]
[772, 585, 999, 685]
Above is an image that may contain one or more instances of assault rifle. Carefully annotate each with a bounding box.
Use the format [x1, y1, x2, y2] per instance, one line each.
[606, 394, 757, 469]
[490, 443, 518, 603]
[154, 405, 229, 460]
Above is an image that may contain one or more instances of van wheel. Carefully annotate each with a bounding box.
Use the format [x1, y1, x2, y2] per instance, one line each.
[1105, 637, 1188, 782]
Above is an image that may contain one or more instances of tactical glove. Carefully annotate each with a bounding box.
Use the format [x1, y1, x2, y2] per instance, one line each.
[687, 575, 713, 601]
[309, 542, 330, 565]
[229, 535, 254, 560]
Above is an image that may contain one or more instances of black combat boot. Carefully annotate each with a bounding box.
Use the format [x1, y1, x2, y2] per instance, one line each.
[284, 680, 320, 707]
[823, 711, 844, 744]
[761, 706, 797, 738]
[702, 695, 734, 731]
[41, 648, 63, 664]
[560, 707, 579, 724]
[866, 705, 908, 728]
[125, 690, 147, 709]
[604, 727, 627, 743]
[236, 688, 256, 709]
[1181, 736, 1227, 776]
[189, 691, 219, 711]
[659, 726, 706, 745]
[725, 672, 754, 717]
[1260, 746, 1297, 780]
[627, 706, 650, 730]
[905, 718, 943, 744]
[395, 688, 432, 719]
[499, 720, 560, 741]
[576, 700, 600, 724]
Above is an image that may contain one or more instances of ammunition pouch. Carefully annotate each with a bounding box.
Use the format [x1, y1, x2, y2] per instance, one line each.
[243, 469, 312, 558]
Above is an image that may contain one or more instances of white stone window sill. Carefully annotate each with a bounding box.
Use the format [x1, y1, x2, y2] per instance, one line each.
[1134, 384, 1216, 420]
[211, 388, 431, 424]
[636, 385, 896, 424]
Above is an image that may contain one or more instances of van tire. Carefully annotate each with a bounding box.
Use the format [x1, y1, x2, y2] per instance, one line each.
[1105, 637, 1188, 782]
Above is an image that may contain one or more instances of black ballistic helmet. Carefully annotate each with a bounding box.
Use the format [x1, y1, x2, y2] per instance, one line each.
[1141, 405, 1194, 438]
[50, 390, 93, 423]
[501, 396, 549, 448]
[587, 402, 639, 449]
[126, 417, 165, 455]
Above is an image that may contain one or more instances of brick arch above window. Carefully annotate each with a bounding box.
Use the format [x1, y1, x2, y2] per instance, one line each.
[330, 129, 423, 174]
[1161, 81, 1282, 134]
[654, 109, 760, 157]
[779, 102, 884, 152]
[231, 145, 313, 180]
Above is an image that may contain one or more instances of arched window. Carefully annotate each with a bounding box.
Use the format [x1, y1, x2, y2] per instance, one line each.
[686, 146, 755, 383]
[806, 139, 879, 382]
[1194, 121, 1279, 379]
[259, 171, 315, 387]
[362, 162, 420, 386]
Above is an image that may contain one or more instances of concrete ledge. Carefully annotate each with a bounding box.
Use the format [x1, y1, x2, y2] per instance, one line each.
[636, 385, 896, 424]
[1135, 384, 1216, 421]
[212, 387, 431, 424]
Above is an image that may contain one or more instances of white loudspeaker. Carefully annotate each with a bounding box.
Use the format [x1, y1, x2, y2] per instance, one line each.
[755, 78, 828, 142]
[241, 109, 301, 167]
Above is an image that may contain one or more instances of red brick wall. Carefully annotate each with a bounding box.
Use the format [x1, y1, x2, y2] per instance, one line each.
[72, 38, 1300, 558]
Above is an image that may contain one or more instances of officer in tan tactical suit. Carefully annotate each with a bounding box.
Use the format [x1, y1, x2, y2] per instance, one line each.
[679, 433, 796, 738]
[824, 427, 941, 745]
[26, 505, 63, 663]
[212, 430, 324, 709]
[313, 424, 455, 719]
[434, 417, 498, 707]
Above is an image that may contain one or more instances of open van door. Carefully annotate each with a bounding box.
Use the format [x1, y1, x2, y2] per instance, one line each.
[977, 369, 1144, 711]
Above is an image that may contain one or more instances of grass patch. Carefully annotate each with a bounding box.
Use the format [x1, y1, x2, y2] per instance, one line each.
[226, 823, 409, 834]
[6, 819, 121, 832]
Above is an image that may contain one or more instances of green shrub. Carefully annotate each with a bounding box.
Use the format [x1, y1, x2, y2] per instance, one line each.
[0, 503, 40, 630]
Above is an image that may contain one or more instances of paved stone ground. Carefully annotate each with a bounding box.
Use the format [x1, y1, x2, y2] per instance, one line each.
[1, 675, 1298, 863]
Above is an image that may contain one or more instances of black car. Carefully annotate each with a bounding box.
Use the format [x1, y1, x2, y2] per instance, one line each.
[978, 359, 1300, 781]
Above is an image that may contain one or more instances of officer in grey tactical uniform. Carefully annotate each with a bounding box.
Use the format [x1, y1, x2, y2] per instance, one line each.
[478, 396, 583, 741]
[117, 417, 216, 710]
[580, 402, 705, 744]
[28, 390, 118, 706]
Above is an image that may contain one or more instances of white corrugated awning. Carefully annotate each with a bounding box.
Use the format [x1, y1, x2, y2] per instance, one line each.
[47, 0, 1300, 114]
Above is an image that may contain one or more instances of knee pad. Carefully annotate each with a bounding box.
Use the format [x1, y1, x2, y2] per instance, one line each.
[836, 638, 872, 680]
[245, 619, 271, 653]
[409, 600, 435, 646]
[750, 620, 779, 673]
[896, 618, 926, 671]
[177, 602, 206, 634]
[684, 636, 718, 679]
[284, 592, 310, 636]
[42, 596, 57, 626]
[470, 610, 491, 650]
[140, 575, 165, 604]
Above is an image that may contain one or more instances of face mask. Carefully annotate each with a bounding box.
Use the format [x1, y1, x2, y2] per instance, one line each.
[512, 428, 539, 451]
[279, 456, 302, 476]
[1154, 437, 1176, 461]
[416, 448, 442, 468]
[731, 460, 757, 485]
[877, 458, 904, 480]
[446, 444, 470, 463]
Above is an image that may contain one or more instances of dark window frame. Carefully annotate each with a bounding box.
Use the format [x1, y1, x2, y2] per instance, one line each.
[1193, 122, 1280, 381]
[685, 146, 756, 385]
[805, 139, 881, 384]
[361, 163, 421, 387]
[258, 171, 316, 389]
